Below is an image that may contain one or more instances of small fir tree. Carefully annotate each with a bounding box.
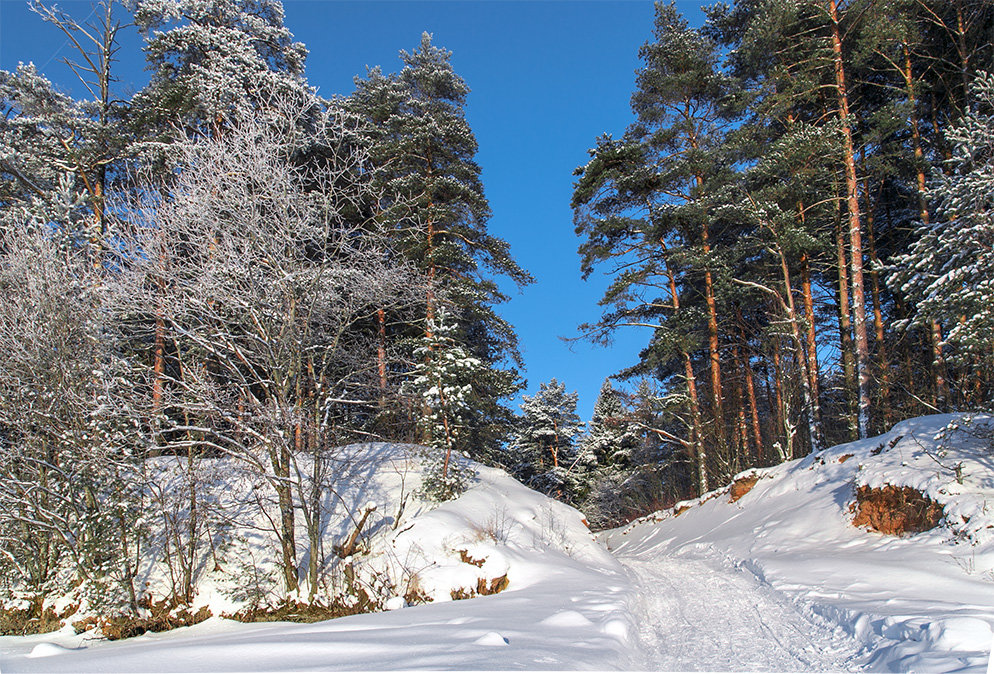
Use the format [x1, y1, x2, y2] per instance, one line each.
[406, 308, 485, 500]
[583, 379, 640, 470]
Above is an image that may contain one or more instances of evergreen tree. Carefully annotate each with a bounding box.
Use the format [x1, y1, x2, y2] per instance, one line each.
[890, 72, 994, 403]
[405, 308, 488, 500]
[583, 379, 639, 470]
[0, 65, 84, 211]
[132, 0, 313, 147]
[347, 34, 531, 461]
[510, 379, 584, 502]
[572, 2, 741, 492]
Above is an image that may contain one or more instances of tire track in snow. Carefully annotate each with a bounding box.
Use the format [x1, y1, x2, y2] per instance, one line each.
[618, 552, 864, 671]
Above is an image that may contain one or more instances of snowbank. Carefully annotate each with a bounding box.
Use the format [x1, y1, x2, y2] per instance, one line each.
[603, 414, 994, 672]
[0, 446, 635, 672]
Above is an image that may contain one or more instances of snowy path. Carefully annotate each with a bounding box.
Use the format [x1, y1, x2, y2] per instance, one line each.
[617, 551, 865, 671]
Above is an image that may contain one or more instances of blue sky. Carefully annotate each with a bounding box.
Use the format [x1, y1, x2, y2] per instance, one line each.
[0, 0, 706, 419]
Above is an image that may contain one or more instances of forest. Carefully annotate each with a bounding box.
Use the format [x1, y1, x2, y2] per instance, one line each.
[1, 0, 993, 631]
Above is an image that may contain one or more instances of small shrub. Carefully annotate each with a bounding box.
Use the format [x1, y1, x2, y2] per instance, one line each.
[852, 485, 944, 535]
[73, 600, 212, 641]
[224, 598, 374, 624]
[728, 475, 760, 503]
[0, 597, 71, 636]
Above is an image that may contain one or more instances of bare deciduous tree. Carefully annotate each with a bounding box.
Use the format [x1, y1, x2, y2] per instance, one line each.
[112, 97, 422, 599]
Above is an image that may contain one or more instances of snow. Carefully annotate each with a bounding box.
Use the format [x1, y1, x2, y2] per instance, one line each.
[3, 415, 994, 671]
[0, 446, 635, 672]
[604, 414, 994, 672]
[622, 553, 860, 671]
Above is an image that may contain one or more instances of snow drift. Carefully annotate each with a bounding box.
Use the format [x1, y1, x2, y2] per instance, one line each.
[3, 417, 994, 672]
[0, 445, 635, 672]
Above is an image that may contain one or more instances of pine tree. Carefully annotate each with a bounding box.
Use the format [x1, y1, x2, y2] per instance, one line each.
[890, 72, 994, 402]
[583, 379, 639, 470]
[132, 0, 313, 146]
[405, 307, 488, 499]
[0, 65, 82, 209]
[572, 2, 741, 491]
[348, 33, 531, 461]
[510, 379, 584, 501]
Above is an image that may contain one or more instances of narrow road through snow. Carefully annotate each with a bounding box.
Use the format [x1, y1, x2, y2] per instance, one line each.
[617, 551, 865, 671]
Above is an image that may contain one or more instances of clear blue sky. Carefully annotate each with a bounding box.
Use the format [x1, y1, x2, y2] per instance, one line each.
[0, 0, 706, 419]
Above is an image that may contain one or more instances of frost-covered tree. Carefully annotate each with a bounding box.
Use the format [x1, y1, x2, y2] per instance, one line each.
[511, 379, 584, 501]
[0, 190, 141, 612]
[132, 0, 313, 149]
[115, 98, 419, 596]
[890, 71, 994, 403]
[1, 67, 94, 220]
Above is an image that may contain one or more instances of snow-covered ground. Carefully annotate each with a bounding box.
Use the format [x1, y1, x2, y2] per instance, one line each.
[2, 415, 994, 672]
[0, 454, 638, 672]
[605, 414, 994, 672]
[622, 552, 861, 671]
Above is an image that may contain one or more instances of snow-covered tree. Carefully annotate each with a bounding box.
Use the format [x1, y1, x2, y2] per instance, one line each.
[405, 307, 486, 500]
[347, 34, 531, 462]
[0, 66, 100, 227]
[114, 98, 420, 596]
[132, 0, 314, 150]
[510, 379, 584, 501]
[582, 379, 640, 470]
[890, 71, 994, 402]
[0, 190, 141, 612]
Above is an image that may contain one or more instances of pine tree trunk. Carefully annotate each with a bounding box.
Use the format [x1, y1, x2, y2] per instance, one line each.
[703, 228, 726, 456]
[552, 418, 560, 468]
[835, 216, 858, 439]
[862, 175, 892, 431]
[954, 0, 972, 110]
[798, 246, 821, 431]
[377, 308, 388, 393]
[735, 312, 763, 461]
[688, 132, 725, 458]
[152, 307, 166, 413]
[904, 46, 950, 406]
[930, 92, 953, 163]
[770, 336, 791, 460]
[152, 241, 168, 424]
[426, 220, 436, 336]
[663, 244, 707, 494]
[744, 355, 763, 461]
[732, 342, 750, 468]
[687, 352, 708, 494]
[828, 0, 871, 439]
[777, 248, 823, 454]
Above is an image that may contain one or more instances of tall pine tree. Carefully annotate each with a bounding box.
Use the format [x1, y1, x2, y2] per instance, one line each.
[347, 33, 532, 461]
